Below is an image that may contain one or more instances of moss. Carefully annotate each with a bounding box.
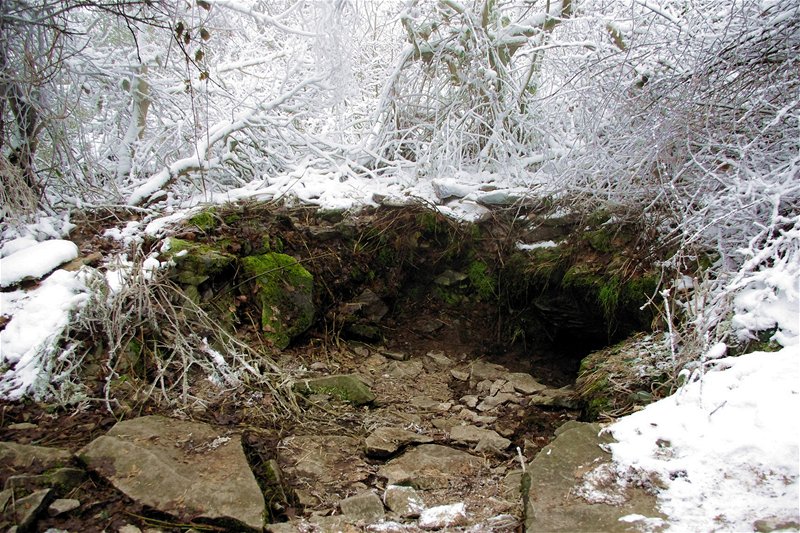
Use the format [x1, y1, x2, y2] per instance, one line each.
[434, 286, 464, 305]
[294, 374, 375, 405]
[188, 209, 219, 231]
[163, 238, 235, 285]
[241, 253, 314, 349]
[467, 260, 496, 300]
[416, 210, 443, 234]
[597, 276, 621, 323]
[586, 229, 613, 253]
[586, 209, 611, 226]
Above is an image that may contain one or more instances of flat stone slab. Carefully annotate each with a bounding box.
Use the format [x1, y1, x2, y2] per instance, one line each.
[365, 427, 434, 458]
[378, 444, 483, 489]
[79, 415, 264, 531]
[524, 421, 665, 532]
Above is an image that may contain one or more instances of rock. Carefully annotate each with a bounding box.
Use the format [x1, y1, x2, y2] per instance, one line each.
[381, 349, 408, 361]
[277, 435, 369, 502]
[365, 428, 434, 458]
[411, 317, 444, 334]
[0, 488, 12, 510]
[11, 488, 52, 531]
[418, 502, 468, 530]
[79, 416, 264, 531]
[524, 422, 665, 532]
[386, 360, 424, 379]
[339, 491, 385, 522]
[366, 521, 409, 533]
[241, 252, 314, 349]
[458, 409, 497, 425]
[450, 369, 469, 381]
[449, 425, 510, 451]
[431, 179, 474, 201]
[118, 526, 142, 533]
[409, 397, 450, 411]
[476, 190, 521, 206]
[383, 485, 425, 518]
[7, 423, 37, 430]
[460, 395, 479, 408]
[294, 374, 375, 405]
[433, 270, 468, 287]
[489, 379, 506, 396]
[469, 361, 508, 382]
[310, 514, 362, 533]
[0, 442, 73, 473]
[341, 289, 390, 341]
[378, 444, 483, 489]
[344, 289, 389, 323]
[431, 417, 460, 431]
[4, 468, 86, 492]
[476, 392, 519, 411]
[162, 238, 235, 285]
[507, 373, 546, 394]
[754, 517, 800, 532]
[422, 351, 454, 370]
[48, 498, 80, 516]
[527, 386, 580, 409]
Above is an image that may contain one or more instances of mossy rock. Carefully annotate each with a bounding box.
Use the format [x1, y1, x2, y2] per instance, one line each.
[163, 238, 235, 285]
[294, 374, 375, 405]
[575, 332, 671, 420]
[188, 208, 219, 231]
[241, 253, 314, 349]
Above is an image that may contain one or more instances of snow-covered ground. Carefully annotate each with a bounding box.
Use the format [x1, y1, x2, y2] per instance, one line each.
[0, 173, 798, 532]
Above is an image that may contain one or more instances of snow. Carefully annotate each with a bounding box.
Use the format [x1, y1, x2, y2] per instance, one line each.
[0, 239, 79, 288]
[418, 502, 467, 529]
[516, 240, 558, 250]
[609, 346, 800, 532]
[0, 269, 89, 399]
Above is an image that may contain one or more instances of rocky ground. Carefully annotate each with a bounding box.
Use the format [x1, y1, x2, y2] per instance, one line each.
[1, 204, 665, 532]
[0, 332, 663, 533]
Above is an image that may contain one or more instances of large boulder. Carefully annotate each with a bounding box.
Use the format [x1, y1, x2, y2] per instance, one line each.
[79, 415, 264, 531]
[241, 253, 314, 349]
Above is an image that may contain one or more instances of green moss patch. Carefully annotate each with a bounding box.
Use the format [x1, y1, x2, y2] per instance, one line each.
[241, 253, 314, 349]
[162, 238, 235, 285]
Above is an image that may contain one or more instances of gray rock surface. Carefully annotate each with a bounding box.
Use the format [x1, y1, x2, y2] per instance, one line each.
[449, 425, 510, 451]
[469, 361, 508, 382]
[378, 444, 483, 489]
[79, 415, 264, 531]
[365, 427, 433, 458]
[47, 499, 80, 517]
[524, 421, 665, 532]
[11, 488, 52, 531]
[4, 468, 86, 492]
[339, 491, 385, 522]
[527, 385, 580, 408]
[383, 485, 425, 517]
[507, 373, 546, 394]
[0, 442, 72, 474]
